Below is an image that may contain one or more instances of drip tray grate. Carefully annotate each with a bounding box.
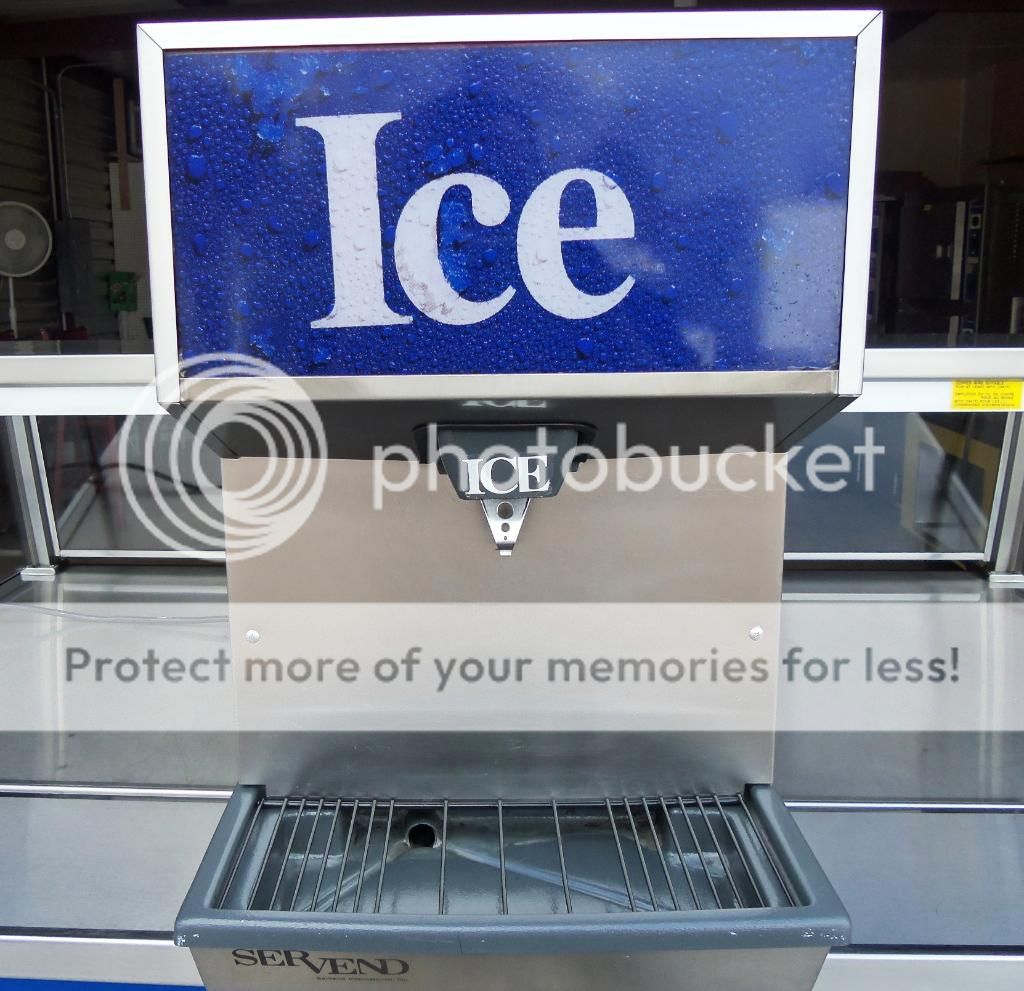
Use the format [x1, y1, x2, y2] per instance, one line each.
[216, 793, 798, 917]
[177, 785, 850, 957]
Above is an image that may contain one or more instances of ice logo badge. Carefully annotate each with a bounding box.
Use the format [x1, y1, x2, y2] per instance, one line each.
[298, 112, 636, 329]
[464, 455, 550, 497]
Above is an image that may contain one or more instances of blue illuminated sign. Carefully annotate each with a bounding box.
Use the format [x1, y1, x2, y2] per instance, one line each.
[163, 39, 855, 376]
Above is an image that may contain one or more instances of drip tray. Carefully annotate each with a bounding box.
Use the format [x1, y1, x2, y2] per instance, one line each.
[222, 794, 793, 916]
[177, 785, 849, 991]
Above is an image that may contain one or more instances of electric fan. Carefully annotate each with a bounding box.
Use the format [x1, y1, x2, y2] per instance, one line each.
[0, 201, 53, 338]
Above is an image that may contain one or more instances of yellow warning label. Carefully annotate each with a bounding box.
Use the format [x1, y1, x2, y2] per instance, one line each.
[951, 379, 1023, 410]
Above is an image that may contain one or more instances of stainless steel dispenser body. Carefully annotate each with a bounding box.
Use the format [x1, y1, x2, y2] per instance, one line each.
[221, 453, 784, 797]
[137, 9, 882, 990]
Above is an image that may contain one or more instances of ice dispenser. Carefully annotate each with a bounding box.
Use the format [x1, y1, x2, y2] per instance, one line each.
[137, 9, 881, 990]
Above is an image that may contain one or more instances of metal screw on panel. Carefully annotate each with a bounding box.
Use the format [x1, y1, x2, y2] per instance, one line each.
[245, 629, 261, 644]
[749, 626, 763, 641]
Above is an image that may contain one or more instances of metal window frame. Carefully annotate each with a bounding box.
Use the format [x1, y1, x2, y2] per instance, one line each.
[986, 414, 1024, 580]
[6, 367, 1019, 565]
[0, 355, 161, 417]
[26, 413, 225, 563]
[3, 416, 56, 571]
[787, 347, 1024, 565]
[784, 341, 1024, 563]
[12, 400, 1021, 568]
[136, 9, 882, 407]
[849, 348, 1024, 414]
[785, 412, 1018, 565]
[0, 355, 155, 386]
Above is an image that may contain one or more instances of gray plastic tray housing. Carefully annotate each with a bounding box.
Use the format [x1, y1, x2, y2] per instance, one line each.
[175, 785, 850, 955]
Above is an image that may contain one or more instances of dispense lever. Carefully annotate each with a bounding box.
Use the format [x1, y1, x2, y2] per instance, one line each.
[433, 425, 583, 557]
[481, 497, 531, 557]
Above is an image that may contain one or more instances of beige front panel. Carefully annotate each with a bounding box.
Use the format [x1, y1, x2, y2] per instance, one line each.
[223, 455, 785, 795]
[224, 455, 785, 603]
